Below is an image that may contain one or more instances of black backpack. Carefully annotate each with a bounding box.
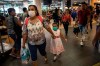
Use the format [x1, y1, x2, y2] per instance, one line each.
[12, 17, 22, 37]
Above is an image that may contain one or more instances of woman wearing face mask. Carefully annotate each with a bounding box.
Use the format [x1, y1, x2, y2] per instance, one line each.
[22, 5, 55, 66]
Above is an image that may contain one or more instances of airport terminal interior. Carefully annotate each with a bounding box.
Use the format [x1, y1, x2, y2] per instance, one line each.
[0, 0, 100, 66]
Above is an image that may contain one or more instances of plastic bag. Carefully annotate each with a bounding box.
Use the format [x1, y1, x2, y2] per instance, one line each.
[21, 48, 30, 64]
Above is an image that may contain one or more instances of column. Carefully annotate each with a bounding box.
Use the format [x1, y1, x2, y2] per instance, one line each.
[63, 0, 65, 11]
[23, 1, 29, 8]
[34, 0, 42, 15]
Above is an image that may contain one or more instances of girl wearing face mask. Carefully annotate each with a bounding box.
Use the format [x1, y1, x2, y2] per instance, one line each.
[22, 5, 55, 66]
[50, 23, 67, 62]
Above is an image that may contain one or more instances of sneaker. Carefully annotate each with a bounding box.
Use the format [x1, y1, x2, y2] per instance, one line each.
[80, 41, 84, 47]
[53, 56, 57, 62]
[76, 36, 79, 39]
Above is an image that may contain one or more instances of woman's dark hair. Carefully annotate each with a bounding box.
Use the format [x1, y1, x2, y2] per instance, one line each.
[53, 22, 58, 27]
[8, 8, 15, 15]
[28, 5, 39, 16]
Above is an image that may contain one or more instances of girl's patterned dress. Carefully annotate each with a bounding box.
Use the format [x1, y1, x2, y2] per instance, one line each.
[50, 29, 64, 55]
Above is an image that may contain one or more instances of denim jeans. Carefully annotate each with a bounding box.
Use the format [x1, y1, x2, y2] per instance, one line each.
[28, 41, 46, 61]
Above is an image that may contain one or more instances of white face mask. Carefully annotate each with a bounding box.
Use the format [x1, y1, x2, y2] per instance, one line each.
[28, 11, 36, 17]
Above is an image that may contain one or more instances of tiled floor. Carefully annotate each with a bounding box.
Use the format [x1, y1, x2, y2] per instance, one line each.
[1, 23, 100, 66]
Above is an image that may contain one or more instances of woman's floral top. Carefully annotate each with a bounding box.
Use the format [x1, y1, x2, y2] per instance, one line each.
[22, 17, 48, 45]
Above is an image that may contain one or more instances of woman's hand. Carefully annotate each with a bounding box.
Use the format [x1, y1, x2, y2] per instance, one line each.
[22, 44, 26, 48]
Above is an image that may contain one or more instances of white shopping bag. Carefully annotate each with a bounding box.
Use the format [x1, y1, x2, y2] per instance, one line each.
[21, 38, 30, 64]
[21, 47, 30, 64]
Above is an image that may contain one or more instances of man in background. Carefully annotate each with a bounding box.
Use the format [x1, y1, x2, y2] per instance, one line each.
[6, 8, 22, 58]
[22, 7, 28, 23]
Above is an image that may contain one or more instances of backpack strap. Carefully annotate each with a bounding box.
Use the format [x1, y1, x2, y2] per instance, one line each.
[25, 16, 43, 26]
[38, 16, 43, 23]
[25, 17, 29, 26]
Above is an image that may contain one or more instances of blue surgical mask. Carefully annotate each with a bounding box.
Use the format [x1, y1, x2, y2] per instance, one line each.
[53, 27, 58, 31]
